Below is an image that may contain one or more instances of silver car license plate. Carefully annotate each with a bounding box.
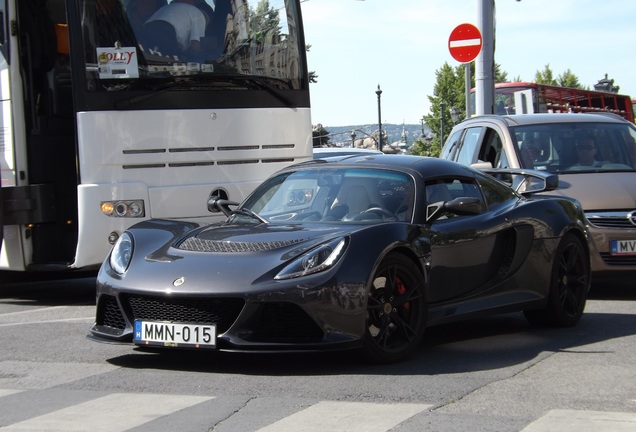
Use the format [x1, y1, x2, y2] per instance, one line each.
[610, 239, 636, 256]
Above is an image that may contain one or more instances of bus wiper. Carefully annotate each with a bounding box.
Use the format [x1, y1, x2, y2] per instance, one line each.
[114, 75, 295, 109]
[114, 81, 194, 109]
[221, 75, 296, 108]
[230, 207, 269, 224]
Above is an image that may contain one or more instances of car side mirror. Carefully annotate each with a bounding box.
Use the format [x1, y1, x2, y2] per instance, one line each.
[207, 195, 239, 216]
[426, 197, 482, 224]
[512, 172, 559, 195]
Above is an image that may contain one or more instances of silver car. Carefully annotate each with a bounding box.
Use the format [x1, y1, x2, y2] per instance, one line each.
[440, 113, 636, 282]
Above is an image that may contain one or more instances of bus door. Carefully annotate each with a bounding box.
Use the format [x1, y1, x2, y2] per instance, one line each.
[0, 0, 78, 271]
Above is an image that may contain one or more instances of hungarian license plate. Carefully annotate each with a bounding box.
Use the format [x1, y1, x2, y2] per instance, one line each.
[610, 239, 636, 256]
[134, 320, 216, 348]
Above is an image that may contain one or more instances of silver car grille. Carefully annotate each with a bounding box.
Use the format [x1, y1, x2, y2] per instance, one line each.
[586, 211, 636, 229]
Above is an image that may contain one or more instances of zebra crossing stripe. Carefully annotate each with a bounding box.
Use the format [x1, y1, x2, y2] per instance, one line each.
[256, 400, 431, 432]
[521, 409, 636, 432]
[0, 389, 23, 398]
[1, 393, 213, 431]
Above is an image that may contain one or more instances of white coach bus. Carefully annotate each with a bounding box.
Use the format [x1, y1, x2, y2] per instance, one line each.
[0, 0, 312, 272]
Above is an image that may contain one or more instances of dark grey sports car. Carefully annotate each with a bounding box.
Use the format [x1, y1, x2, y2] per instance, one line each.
[89, 155, 591, 363]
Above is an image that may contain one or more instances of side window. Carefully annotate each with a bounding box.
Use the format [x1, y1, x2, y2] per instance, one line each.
[441, 129, 463, 160]
[425, 177, 484, 220]
[478, 128, 508, 168]
[456, 127, 483, 165]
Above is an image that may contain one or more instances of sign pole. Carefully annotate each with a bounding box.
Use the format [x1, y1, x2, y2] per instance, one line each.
[465, 63, 471, 119]
[475, 0, 495, 115]
[448, 23, 482, 119]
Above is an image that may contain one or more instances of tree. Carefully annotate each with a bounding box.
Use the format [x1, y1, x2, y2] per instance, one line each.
[534, 64, 557, 85]
[306, 44, 318, 83]
[417, 61, 511, 157]
[312, 124, 330, 147]
[419, 63, 463, 155]
[557, 69, 582, 89]
[249, 0, 280, 44]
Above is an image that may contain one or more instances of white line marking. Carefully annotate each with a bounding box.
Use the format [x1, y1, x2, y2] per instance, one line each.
[0, 306, 69, 317]
[449, 38, 481, 48]
[1, 393, 214, 431]
[521, 409, 636, 432]
[256, 400, 431, 432]
[0, 317, 94, 327]
[0, 389, 23, 398]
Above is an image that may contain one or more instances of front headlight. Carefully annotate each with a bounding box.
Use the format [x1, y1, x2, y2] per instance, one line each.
[275, 237, 347, 280]
[109, 232, 134, 275]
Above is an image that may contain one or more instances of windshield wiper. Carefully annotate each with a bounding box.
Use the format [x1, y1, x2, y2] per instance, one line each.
[214, 74, 296, 107]
[114, 74, 296, 109]
[230, 208, 268, 224]
[114, 81, 195, 109]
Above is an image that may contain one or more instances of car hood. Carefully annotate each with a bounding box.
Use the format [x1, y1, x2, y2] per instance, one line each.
[124, 221, 365, 295]
[550, 172, 636, 212]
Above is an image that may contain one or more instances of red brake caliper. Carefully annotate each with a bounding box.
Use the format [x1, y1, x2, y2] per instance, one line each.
[396, 277, 409, 311]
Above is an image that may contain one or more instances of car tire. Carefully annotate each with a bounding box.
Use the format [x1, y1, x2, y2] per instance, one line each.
[361, 253, 427, 363]
[524, 233, 590, 327]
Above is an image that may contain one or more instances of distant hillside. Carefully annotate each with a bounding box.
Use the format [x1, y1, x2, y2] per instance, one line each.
[322, 123, 430, 147]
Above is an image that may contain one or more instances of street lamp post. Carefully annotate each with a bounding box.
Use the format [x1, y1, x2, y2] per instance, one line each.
[440, 100, 445, 146]
[424, 134, 433, 157]
[376, 84, 383, 152]
[450, 106, 461, 124]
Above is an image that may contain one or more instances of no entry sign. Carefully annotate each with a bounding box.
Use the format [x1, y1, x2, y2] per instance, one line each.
[448, 23, 482, 63]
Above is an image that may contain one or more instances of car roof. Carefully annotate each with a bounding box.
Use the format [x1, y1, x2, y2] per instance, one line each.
[292, 154, 479, 179]
[460, 112, 630, 127]
[313, 147, 382, 154]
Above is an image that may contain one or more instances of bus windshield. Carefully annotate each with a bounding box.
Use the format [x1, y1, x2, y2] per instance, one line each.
[79, 0, 304, 90]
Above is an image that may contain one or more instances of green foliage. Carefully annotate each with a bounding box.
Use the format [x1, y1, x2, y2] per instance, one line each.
[534, 64, 584, 89]
[249, 0, 281, 43]
[557, 69, 582, 89]
[423, 62, 510, 154]
[534, 64, 557, 85]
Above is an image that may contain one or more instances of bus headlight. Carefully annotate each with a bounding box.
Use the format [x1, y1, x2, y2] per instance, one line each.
[101, 200, 145, 218]
[110, 232, 133, 275]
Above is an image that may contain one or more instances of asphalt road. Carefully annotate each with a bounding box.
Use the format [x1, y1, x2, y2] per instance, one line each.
[0, 274, 635, 431]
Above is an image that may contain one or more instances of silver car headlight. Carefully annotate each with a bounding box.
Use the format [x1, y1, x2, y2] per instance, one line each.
[109, 232, 134, 275]
[275, 237, 347, 280]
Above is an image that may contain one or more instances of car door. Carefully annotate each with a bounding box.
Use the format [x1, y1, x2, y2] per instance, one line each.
[425, 175, 521, 303]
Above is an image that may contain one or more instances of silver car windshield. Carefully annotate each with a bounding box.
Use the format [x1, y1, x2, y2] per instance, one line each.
[513, 122, 636, 173]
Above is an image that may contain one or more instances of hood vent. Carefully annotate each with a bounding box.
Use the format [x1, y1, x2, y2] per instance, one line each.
[178, 237, 304, 253]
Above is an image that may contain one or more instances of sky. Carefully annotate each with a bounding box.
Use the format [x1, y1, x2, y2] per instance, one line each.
[300, 0, 636, 127]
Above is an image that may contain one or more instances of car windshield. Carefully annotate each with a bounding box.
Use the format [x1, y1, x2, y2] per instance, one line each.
[512, 121, 636, 174]
[241, 168, 415, 223]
